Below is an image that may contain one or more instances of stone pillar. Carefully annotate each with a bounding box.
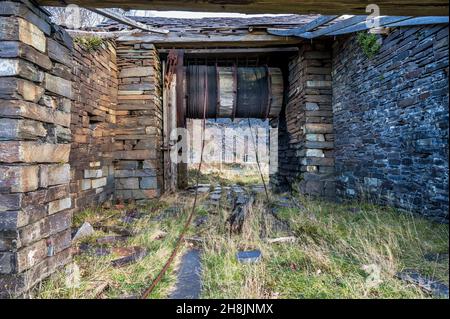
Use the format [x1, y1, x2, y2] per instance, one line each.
[114, 42, 163, 201]
[0, 1, 73, 297]
[272, 42, 335, 198]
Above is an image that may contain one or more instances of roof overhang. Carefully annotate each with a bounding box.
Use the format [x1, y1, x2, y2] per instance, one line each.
[36, 0, 449, 16]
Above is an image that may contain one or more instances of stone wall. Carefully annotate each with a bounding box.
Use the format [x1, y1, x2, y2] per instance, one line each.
[271, 42, 335, 198]
[114, 42, 163, 201]
[70, 40, 117, 212]
[0, 1, 73, 297]
[332, 25, 449, 221]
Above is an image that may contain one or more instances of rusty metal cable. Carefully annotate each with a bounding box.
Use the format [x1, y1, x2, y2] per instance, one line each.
[247, 118, 270, 201]
[141, 67, 208, 299]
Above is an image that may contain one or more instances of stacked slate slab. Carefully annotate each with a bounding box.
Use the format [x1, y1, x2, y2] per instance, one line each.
[0, 0, 73, 297]
[114, 42, 163, 201]
[271, 42, 335, 198]
[70, 40, 118, 212]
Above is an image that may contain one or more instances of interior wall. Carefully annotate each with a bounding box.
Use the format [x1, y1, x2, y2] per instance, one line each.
[332, 25, 449, 221]
[114, 42, 163, 201]
[70, 40, 118, 212]
[0, 1, 73, 297]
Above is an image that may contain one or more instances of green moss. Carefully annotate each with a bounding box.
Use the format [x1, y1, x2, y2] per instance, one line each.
[357, 32, 382, 59]
[74, 36, 105, 52]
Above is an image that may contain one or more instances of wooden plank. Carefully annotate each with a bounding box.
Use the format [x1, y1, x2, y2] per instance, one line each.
[267, 15, 338, 36]
[303, 15, 369, 38]
[158, 47, 299, 54]
[327, 16, 412, 35]
[116, 33, 302, 47]
[384, 16, 449, 27]
[89, 8, 169, 34]
[36, 1, 449, 16]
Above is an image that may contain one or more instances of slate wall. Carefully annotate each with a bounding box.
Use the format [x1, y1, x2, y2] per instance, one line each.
[271, 42, 335, 198]
[70, 40, 118, 213]
[114, 42, 163, 201]
[332, 25, 449, 221]
[0, 1, 73, 297]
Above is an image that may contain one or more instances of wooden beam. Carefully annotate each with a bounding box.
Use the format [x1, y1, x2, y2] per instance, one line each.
[267, 15, 338, 36]
[66, 29, 140, 38]
[116, 33, 302, 47]
[89, 8, 169, 34]
[298, 15, 368, 38]
[384, 16, 450, 27]
[158, 47, 299, 54]
[326, 16, 412, 36]
[36, 1, 449, 16]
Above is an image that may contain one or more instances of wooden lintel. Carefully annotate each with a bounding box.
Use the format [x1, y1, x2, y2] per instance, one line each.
[157, 47, 299, 55]
[36, 1, 449, 16]
[89, 8, 169, 34]
[116, 33, 302, 47]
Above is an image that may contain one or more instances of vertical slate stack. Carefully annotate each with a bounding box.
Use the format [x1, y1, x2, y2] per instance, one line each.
[70, 40, 118, 212]
[272, 43, 335, 198]
[114, 42, 163, 201]
[0, 1, 73, 297]
[333, 25, 449, 221]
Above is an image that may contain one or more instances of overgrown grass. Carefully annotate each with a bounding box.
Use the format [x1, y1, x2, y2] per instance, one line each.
[34, 171, 448, 299]
[188, 165, 267, 187]
[34, 194, 200, 299]
[200, 192, 449, 299]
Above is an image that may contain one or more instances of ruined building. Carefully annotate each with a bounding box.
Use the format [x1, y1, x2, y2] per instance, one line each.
[0, 0, 448, 297]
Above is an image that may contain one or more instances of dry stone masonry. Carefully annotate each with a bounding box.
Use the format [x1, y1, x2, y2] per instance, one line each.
[70, 40, 118, 212]
[0, 0, 448, 297]
[272, 42, 335, 198]
[0, 1, 73, 297]
[332, 26, 449, 221]
[114, 42, 163, 201]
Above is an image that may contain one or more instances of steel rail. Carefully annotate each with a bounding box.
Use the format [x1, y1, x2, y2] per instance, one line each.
[141, 67, 208, 299]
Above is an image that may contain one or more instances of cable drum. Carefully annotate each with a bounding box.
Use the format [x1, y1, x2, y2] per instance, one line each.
[186, 65, 283, 119]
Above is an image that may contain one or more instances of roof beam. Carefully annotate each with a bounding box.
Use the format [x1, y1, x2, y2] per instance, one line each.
[89, 8, 169, 34]
[267, 15, 338, 36]
[326, 16, 412, 36]
[158, 47, 299, 55]
[303, 15, 369, 38]
[384, 16, 450, 27]
[117, 33, 302, 48]
[36, 1, 449, 16]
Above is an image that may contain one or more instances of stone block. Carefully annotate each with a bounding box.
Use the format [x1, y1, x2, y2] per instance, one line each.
[0, 78, 45, 102]
[91, 177, 107, 189]
[304, 123, 333, 134]
[16, 239, 47, 272]
[0, 100, 71, 127]
[305, 133, 325, 142]
[116, 178, 139, 190]
[45, 164, 70, 186]
[0, 142, 70, 163]
[0, 118, 47, 140]
[305, 102, 319, 111]
[0, 252, 15, 274]
[0, 17, 46, 53]
[306, 80, 332, 88]
[48, 197, 71, 215]
[44, 73, 72, 99]
[80, 179, 91, 191]
[305, 149, 325, 158]
[47, 38, 72, 67]
[140, 177, 158, 189]
[0, 58, 44, 82]
[119, 67, 152, 78]
[84, 169, 102, 178]
[0, 41, 52, 71]
[0, 165, 39, 193]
